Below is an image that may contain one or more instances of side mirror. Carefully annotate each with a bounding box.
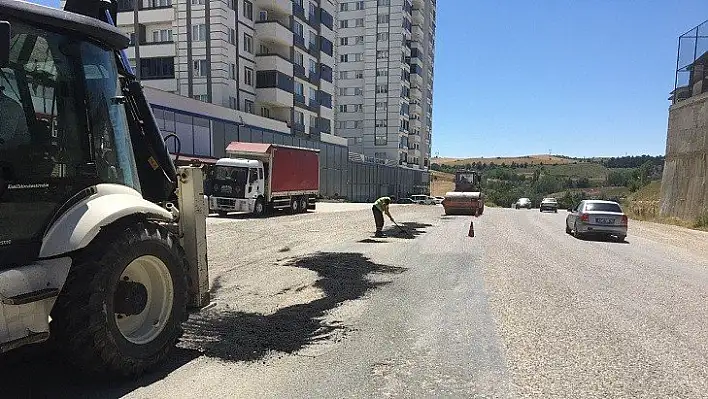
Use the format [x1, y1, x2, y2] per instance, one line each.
[0, 22, 9, 68]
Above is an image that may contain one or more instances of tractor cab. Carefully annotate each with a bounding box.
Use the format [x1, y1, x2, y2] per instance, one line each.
[0, 0, 174, 266]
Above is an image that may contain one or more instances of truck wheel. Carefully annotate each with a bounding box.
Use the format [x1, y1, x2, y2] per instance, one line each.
[51, 220, 188, 377]
[217, 211, 227, 217]
[290, 197, 300, 214]
[253, 198, 265, 217]
[299, 197, 308, 213]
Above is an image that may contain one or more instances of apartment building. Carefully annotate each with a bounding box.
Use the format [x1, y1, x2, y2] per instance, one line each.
[334, 0, 436, 169]
[111, 0, 336, 137]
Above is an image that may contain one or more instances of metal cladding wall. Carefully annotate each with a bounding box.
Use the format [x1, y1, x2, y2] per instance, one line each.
[211, 122, 429, 201]
[155, 104, 429, 201]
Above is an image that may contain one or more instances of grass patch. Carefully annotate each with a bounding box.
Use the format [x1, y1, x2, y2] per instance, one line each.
[694, 212, 708, 229]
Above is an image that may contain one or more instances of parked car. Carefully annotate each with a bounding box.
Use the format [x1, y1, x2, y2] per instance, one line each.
[433, 196, 445, 205]
[539, 197, 559, 212]
[565, 200, 628, 241]
[396, 198, 415, 204]
[411, 194, 435, 205]
[514, 197, 532, 209]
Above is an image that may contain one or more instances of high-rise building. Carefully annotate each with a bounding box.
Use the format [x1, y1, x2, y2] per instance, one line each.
[334, 0, 436, 169]
[110, 0, 336, 137]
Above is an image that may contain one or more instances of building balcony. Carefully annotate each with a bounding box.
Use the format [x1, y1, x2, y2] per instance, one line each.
[319, 104, 333, 120]
[411, 73, 423, 86]
[128, 42, 176, 59]
[257, 87, 293, 108]
[412, 8, 424, 25]
[255, 20, 293, 47]
[410, 86, 423, 99]
[408, 148, 421, 158]
[255, 0, 291, 15]
[410, 102, 423, 115]
[117, 7, 173, 24]
[256, 53, 292, 75]
[412, 24, 424, 41]
[412, 0, 424, 8]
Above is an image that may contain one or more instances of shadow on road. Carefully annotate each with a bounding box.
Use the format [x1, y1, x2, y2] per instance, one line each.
[0, 252, 405, 398]
[381, 222, 433, 239]
[358, 238, 388, 244]
[180, 252, 406, 361]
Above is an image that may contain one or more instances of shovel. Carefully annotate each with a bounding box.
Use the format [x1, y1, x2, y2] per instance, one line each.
[391, 220, 413, 238]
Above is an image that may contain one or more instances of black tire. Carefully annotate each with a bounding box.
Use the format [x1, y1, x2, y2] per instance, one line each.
[565, 223, 572, 234]
[51, 220, 188, 377]
[217, 211, 227, 217]
[299, 197, 309, 213]
[289, 197, 300, 214]
[616, 235, 626, 242]
[253, 197, 266, 217]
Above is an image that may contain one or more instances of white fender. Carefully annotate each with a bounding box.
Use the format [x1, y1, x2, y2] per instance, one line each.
[39, 184, 174, 259]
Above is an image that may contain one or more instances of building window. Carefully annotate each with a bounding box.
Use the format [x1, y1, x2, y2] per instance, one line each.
[243, 0, 253, 20]
[355, 71, 364, 78]
[375, 119, 387, 127]
[377, 32, 389, 42]
[152, 29, 172, 43]
[294, 110, 305, 125]
[229, 96, 238, 110]
[376, 68, 388, 77]
[309, 87, 317, 102]
[244, 99, 254, 114]
[150, 0, 172, 6]
[355, 1, 364, 10]
[191, 0, 205, 5]
[244, 66, 254, 86]
[293, 21, 304, 37]
[339, 105, 347, 112]
[375, 136, 387, 145]
[193, 59, 208, 77]
[295, 51, 304, 66]
[259, 44, 271, 54]
[339, 71, 349, 80]
[340, 3, 348, 11]
[261, 107, 270, 118]
[376, 84, 387, 93]
[339, 87, 348, 96]
[340, 37, 348, 46]
[295, 82, 304, 96]
[378, 0, 390, 5]
[340, 54, 349, 62]
[229, 28, 236, 45]
[377, 14, 389, 24]
[355, 18, 364, 27]
[139, 57, 175, 79]
[354, 120, 363, 128]
[309, 59, 317, 73]
[340, 20, 349, 29]
[354, 87, 362, 95]
[243, 33, 253, 53]
[192, 24, 206, 41]
[353, 53, 363, 62]
[338, 121, 347, 129]
[377, 50, 388, 59]
[376, 101, 387, 111]
[230, 63, 237, 80]
[193, 94, 208, 102]
[227, 0, 235, 10]
[355, 36, 364, 45]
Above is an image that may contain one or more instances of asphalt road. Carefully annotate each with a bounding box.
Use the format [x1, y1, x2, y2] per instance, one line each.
[2, 205, 708, 398]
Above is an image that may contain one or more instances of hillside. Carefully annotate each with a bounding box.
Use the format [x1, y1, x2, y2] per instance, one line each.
[432, 155, 574, 167]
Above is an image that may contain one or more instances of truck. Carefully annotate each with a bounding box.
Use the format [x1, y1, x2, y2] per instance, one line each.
[0, 0, 209, 377]
[441, 170, 485, 216]
[208, 142, 320, 216]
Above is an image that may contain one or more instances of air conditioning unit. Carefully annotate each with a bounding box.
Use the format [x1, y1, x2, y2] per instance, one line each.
[259, 11, 268, 21]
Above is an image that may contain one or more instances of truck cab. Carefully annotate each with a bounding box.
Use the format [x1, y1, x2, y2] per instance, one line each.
[209, 158, 265, 216]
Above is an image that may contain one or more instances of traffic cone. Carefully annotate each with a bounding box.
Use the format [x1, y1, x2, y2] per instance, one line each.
[468, 220, 475, 237]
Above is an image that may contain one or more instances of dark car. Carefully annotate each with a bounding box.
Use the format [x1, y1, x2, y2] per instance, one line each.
[397, 198, 415, 204]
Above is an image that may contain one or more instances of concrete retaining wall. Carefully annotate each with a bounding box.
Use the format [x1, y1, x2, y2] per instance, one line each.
[660, 92, 708, 221]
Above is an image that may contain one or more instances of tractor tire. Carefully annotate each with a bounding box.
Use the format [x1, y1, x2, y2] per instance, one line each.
[289, 197, 300, 214]
[51, 220, 188, 378]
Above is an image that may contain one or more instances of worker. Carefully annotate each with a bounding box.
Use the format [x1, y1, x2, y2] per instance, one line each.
[372, 196, 394, 237]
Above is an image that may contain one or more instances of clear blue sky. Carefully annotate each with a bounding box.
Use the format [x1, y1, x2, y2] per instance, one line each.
[432, 0, 708, 158]
[26, 0, 708, 158]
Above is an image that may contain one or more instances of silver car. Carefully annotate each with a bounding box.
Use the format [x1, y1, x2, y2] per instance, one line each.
[566, 200, 628, 241]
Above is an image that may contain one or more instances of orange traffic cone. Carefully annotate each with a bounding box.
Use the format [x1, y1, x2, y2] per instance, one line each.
[468, 220, 475, 237]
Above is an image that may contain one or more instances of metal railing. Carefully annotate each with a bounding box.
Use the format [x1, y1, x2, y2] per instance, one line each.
[673, 19, 708, 104]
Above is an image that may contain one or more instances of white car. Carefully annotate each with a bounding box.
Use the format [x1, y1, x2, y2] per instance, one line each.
[410, 195, 435, 205]
[539, 197, 559, 213]
[514, 197, 532, 209]
[566, 200, 628, 242]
